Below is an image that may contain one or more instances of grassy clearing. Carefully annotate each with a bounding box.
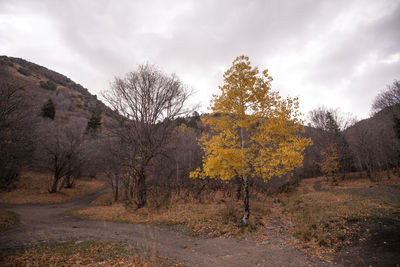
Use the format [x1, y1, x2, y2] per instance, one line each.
[0, 171, 106, 204]
[0, 241, 183, 267]
[0, 210, 19, 230]
[74, 195, 270, 238]
[283, 176, 400, 255]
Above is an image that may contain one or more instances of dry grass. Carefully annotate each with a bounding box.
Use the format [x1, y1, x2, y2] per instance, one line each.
[0, 210, 19, 230]
[91, 192, 114, 205]
[73, 197, 270, 238]
[74, 173, 400, 259]
[283, 175, 400, 256]
[334, 176, 400, 189]
[0, 241, 183, 267]
[0, 171, 106, 204]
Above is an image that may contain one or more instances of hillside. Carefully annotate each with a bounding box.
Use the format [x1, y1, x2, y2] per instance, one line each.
[0, 56, 116, 130]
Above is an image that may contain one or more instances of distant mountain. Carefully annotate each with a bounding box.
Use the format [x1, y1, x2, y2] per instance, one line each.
[0, 55, 117, 131]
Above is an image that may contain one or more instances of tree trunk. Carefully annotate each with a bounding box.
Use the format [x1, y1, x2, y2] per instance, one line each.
[236, 176, 242, 200]
[365, 167, 375, 182]
[114, 185, 119, 202]
[136, 174, 147, 208]
[64, 174, 74, 188]
[241, 176, 250, 225]
[341, 166, 346, 180]
[240, 125, 249, 226]
[129, 176, 134, 199]
[49, 174, 59, 193]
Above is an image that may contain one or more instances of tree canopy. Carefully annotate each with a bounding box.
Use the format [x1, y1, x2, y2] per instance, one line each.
[103, 64, 192, 208]
[191, 55, 311, 224]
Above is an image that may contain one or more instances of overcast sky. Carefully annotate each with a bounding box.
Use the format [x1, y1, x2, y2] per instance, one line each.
[1, 0, 399, 119]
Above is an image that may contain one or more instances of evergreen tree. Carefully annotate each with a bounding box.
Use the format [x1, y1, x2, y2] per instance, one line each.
[41, 99, 55, 119]
[86, 109, 102, 133]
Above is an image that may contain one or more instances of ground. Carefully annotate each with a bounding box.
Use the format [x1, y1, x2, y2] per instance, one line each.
[0, 171, 106, 204]
[0, 241, 181, 266]
[0, 188, 330, 266]
[0, 173, 398, 266]
[283, 175, 400, 266]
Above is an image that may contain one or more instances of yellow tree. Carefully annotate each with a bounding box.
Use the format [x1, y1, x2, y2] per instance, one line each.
[319, 143, 340, 184]
[191, 55, 312, 225]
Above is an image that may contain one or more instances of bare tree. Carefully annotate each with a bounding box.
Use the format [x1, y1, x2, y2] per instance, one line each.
[103, 64, 192, 208]
[0, 80, 36, 189]
[99, 135, 128, 202]
[372, 79, 400, 141]
[41, 124, 85, 193]
[347, 121, 379, 180]
[149, 122, 203, 202]
[309, 106, 355, 132]
[347, 114, 400, 181]
[364, 79, 400, 178]
[372, 80, 400, 114]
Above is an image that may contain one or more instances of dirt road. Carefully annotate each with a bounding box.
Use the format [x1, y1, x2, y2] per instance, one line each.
[0, 190, 332, 267]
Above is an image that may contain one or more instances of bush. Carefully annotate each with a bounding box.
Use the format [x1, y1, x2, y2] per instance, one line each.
[86, 110, 102, 133]
[0, 165, 20, 190]
[41, 99, 55, 119]
[40, 80, 57, 91]
[17, 67, 30, 76]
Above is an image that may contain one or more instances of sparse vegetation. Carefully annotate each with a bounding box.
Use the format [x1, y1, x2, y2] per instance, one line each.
[73, 174, 400, 262]
[17, 67, 30, 76]
[283, 176, 400, 257]
[40, 79, 57, 91]
[72, 195, 270, 238]
[0, 241, 182, 267]
[0, 171, 106, 204]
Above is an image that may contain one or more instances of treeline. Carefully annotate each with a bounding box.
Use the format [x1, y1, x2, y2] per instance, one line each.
[299, 80, 400, 183]
[1, 57, 399, 209]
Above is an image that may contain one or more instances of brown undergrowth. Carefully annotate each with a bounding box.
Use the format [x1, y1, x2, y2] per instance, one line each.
[283, 175, 400, 260]
[0, 241, 184, 267]
[72, 173, 399, 262]
[0, 171, 106, 204]
[73, 190, 272, 238]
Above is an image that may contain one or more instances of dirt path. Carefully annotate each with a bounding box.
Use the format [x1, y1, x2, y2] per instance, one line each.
[0, 190, 332, 267]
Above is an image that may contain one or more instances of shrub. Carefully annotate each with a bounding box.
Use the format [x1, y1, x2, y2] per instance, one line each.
[86, 110, 102, 133]
[17, 67, 30, 76]
[0, 165, 20, 190]
[41, 99, 55, 119]
[40, 80, 57, 91]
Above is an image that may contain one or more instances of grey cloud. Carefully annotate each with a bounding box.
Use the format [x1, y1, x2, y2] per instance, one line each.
[1, 0, 399, 118]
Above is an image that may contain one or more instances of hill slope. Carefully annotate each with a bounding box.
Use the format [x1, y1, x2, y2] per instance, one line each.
[0, 55, 116, 130]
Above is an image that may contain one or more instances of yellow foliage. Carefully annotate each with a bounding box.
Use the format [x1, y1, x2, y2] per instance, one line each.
[191, 55, 312, 181]
[319, 143, 340, 182]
